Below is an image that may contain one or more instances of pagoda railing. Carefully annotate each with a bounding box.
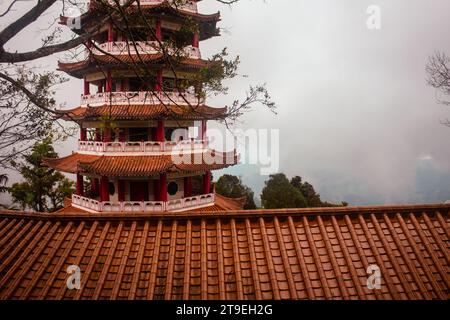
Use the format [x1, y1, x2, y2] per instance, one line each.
[166, 194, 215, 211]
[91, 41, 201, 59]
[78, 139, 208, 154]
[81, 91, 204, 106]
[72, 193, 215, 213]
[72, 195, 102, 212]
[102, 0, 198, 13]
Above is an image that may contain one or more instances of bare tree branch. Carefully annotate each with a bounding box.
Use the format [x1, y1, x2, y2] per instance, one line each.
[426, 51, 450, 106]
[0, 0, 58, 47]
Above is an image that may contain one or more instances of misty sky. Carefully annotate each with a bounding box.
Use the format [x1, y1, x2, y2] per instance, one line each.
[1, 0, 450, 205]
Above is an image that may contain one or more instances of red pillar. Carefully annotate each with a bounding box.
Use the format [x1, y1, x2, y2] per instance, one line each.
[97, 83, 103, 93]
[201, 120, 207, 140]
[155, 69, 163, 91]
[95, 128, 102, 142]
[184, 176, 193, 198]
[83, 77, 90, 95]
[100, 176, 110, 202]
[103, 127, 111, 143]
[156, 120, 165, 142]
[106, 71, 112, 92]
[118, 180, 125, 202]
[155, 20, 162, 41]
[91, 178, 100, 197]
[80, 127, 87, 141]
[76, 174, 84, 196]
[159, 173, 168, 202]
[192, 31, 199, 48]
[108, 23, 114, 42]
[203, 171, 211, 194]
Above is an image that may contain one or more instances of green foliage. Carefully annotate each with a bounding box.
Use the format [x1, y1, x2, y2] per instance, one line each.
[199, 48, 240, 96]
[173, 17, 197, 49]
[261, 174, 307, 209]
[290, 176, 347, 208]
[261, 174, 348, 209]
[8, 137, 75, 212]
[290, 176, 323, 207]
[215, 174, 257, 210]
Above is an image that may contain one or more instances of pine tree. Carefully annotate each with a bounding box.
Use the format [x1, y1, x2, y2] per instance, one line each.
[9, 137, 75, 212]
[261, 174, 307, 209]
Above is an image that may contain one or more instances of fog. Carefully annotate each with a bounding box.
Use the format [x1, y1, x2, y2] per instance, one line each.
[203, 0, 450, 204]
[1, 0, 450, 205]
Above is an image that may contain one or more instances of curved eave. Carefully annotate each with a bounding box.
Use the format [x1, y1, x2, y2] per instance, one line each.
[59, 3, 220, 40]
[215, 194, 247, 210]
[43, 151, 238, 177]
[80, 154, 238, 177]
[90, 2, 221, 22]
[42, 153, 100, 174]
[189, 193, 246, 212]
[57, 104, 228, 122]
[78, 155, 173, 176]
[58, 54, 216, 78]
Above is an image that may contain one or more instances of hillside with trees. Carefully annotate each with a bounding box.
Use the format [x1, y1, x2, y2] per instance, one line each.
[216, 173, 347, 209]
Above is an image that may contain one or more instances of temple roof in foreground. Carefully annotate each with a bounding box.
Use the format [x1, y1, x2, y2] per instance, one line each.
[0, 204, 448, 300]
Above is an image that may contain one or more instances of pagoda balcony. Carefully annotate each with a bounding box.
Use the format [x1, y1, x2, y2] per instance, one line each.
[81, 90, 204, 106]
[91, 41, 201, 59]
[78, 139, 208, 154]
[103, 0, 198, 13]
[72, 193, 215, 213]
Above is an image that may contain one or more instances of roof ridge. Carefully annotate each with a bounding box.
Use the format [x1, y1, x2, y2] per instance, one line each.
[1, 203, 449, 220]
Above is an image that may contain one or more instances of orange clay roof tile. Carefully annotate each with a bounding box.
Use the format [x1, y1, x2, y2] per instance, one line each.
[214, 193, 247, 210]
[42, 153, 100, 174]
[185, 193, 246, 212]
[58, 54, 215, 78]
[60, 2, 221, 28]
[0, 203, 448, 300]
[59, 104, 227, 121]
[43, 152, 238, 176]
[79, 155, 173, 176]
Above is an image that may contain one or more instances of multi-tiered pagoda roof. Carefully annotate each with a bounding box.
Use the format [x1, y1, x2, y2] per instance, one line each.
[46, 0, 241, 213]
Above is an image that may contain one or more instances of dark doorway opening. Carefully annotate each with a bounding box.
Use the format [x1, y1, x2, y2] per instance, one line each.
[129, 181, 149, 202]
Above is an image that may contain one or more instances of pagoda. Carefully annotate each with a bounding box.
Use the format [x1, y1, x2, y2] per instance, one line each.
[45, 0, 239, 213]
